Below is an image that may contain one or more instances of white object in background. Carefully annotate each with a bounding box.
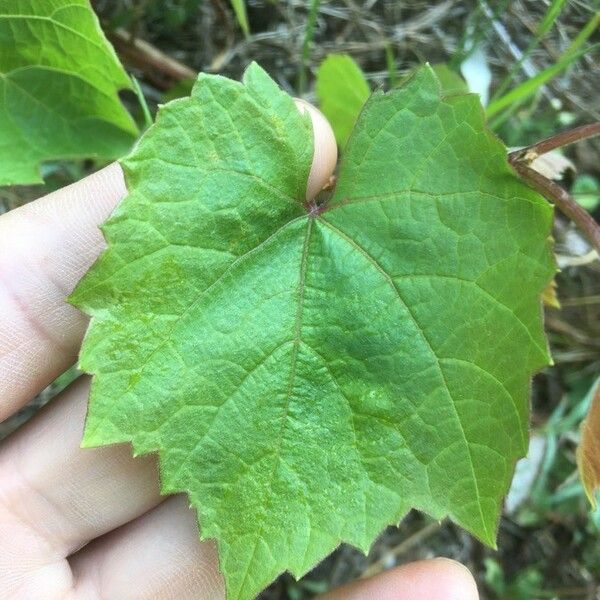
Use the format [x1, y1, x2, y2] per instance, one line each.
[460, 45, 492, 107]
[505, 434, 547, 515]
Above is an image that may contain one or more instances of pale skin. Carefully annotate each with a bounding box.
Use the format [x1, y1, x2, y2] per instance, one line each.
[0, 103, 479, 600]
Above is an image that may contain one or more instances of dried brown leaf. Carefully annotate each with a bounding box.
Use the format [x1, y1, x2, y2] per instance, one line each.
[577, 384, 600, 508]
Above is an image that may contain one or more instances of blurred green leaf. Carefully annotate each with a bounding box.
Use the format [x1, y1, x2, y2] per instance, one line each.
[316, 54, 370, 147]
[229, 0, 249, 36]
[431, 64, 469, 95]
[162, 77, 196, 103]
[572, 174, 600, 212]
[0, 0, 138, 185]
[484, 559, 544, 600]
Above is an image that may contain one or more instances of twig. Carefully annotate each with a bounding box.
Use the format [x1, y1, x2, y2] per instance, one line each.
[560, 295, 600, 307]
[508, 122, 600, 253]
[109, 28, 197, 88]
[546, 317, 600, 348]
[509, 123, 600, 163]
[556, 249, 599, 268]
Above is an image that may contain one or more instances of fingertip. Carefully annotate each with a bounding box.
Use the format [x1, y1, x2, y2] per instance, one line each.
[320, 558, 479, 600]
[294, 98, 338, 202]
[426, 558, 479, 600]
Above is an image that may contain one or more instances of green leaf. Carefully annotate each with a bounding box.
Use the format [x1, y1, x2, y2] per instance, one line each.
[316, 54, 370, 148]
[572, 174, 600, 212]
[0, 0, 138, 185]
[72, 63, 555, 600]
[431, 63, 469, 95]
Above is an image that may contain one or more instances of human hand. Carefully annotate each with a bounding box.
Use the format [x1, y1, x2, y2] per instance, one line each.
[0, 104, 479, 600]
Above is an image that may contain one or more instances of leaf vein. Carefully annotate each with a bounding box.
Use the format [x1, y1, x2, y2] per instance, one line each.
[318, 217, 491, 540]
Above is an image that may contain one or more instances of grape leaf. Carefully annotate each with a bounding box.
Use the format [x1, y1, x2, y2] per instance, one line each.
[431, 63, 469, 95]
[316, 54, 370, 148]
[0, 0, 138, 185]
[71, 63, 554, 600]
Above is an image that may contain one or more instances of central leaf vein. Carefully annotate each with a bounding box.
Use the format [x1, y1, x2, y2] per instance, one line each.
[238, 217, 314, 594]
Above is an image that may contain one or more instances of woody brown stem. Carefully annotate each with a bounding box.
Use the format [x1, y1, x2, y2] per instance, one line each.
[512, 162, 600, 253]
[508, 122, 600, 164]
[508, 122, 600, 253]
[109, 29, 196, 88]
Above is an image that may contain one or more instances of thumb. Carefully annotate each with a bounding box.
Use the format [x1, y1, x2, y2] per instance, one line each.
[294, 98, 338, 202]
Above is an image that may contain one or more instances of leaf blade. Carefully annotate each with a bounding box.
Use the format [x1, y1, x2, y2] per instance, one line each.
[73, 63, 555, 600]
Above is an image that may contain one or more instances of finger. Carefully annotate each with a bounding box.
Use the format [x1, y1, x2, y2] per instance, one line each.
[0, 163, 126, 420]
[319, 558, 479, 600]
[69, 496, 224, 600]
[294, 99, 338, 201]
[0, 377, 162, 583]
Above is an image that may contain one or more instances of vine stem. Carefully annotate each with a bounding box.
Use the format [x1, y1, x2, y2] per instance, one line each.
[509, 122, 600, 163]
[512, 162, 600, 253]
[508, 122, 600, 253]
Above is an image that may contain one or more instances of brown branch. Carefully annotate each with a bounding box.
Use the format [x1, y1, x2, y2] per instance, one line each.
[512, 161, 600, 253]
[508, 122, 600, 253]
[509, 122, 600, 163]
[546, 317, 600, 348]
[109, 29, 197, 89]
